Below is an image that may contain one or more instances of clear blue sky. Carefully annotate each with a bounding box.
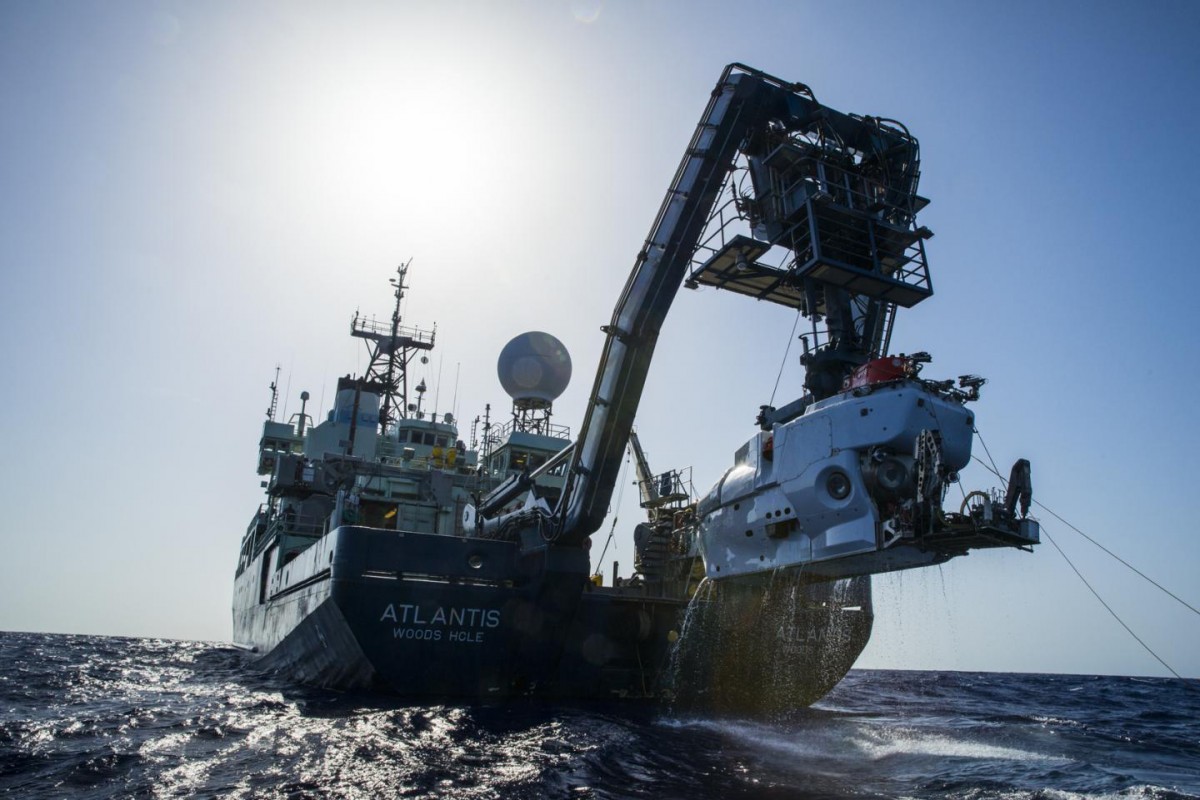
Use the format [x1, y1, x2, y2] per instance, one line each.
[2, 1, 1197, 678]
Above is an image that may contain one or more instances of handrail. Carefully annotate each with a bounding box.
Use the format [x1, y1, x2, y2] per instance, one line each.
[351, 314, 435, 344]
[267, 512, 324, 540]
[492, 417, 572, 441]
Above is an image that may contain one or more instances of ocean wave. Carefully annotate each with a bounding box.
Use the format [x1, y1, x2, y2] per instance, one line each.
[1, 633, 1197, 800]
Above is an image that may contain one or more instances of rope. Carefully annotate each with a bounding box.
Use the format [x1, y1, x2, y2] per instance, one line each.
[1031, 498, 1200, 619]
[973, 425, 1003, 479]
[970, 441, 1200, 619]
[768, 311, 803, 407]
[971, 428, 1197, 681]
[1042, 526, 1185, 681]
[597, 447, 632, 571]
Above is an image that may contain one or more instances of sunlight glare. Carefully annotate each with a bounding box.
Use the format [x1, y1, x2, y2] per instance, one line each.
[275, 39, 558, 251]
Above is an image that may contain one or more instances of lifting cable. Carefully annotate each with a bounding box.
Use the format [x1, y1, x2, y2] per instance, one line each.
[973, 429, 1200, 619]
[1042, 526, 1185, 681]
[972, 428, 1197, 682]
[768, 311, 804, 407]
[597, 446, 632, 572]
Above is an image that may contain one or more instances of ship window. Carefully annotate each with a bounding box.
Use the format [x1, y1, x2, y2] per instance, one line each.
[436, 436, 448, 448]
[396, 431, 409, 443]
[423, 433, 437, 446]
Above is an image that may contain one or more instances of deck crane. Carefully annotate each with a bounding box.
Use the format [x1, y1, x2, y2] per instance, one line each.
[625, 430, 694, 589]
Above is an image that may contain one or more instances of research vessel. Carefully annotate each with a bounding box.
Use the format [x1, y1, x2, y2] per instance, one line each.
[233, 64, 1039, 711]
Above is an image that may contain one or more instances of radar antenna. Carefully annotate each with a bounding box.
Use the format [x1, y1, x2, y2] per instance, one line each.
[496, 332, 572, 436]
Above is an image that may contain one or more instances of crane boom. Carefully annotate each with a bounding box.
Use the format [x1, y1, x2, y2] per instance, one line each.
[555, 66, 774, 542]
[554, 64, 928, 545]
[627, 430, 659, 508]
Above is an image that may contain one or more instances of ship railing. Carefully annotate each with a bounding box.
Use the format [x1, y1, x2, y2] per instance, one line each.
[351, 314, 435, 346]
[492, 417, 572, 441]
[637, 465, 696, 510]
[266, 512, 324, 541]
[766, 151, 923, 227]
[375, 452, 473, 473]
[688, 144, 931, 336]
[690, 169, 761, 267]
[246, 504, 271, 555]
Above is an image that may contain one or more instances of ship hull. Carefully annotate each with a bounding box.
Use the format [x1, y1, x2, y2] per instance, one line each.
[669, 574, 874, 713]
[233, 525, 873, 705]
[234, 525, 690, 699]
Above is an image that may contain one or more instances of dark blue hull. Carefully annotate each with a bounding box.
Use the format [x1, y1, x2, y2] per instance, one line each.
[233, 525, 873, 706]
[233, 526, 687, 700]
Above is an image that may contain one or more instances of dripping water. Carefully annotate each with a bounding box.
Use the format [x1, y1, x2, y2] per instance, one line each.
[666, 569, 876, 717]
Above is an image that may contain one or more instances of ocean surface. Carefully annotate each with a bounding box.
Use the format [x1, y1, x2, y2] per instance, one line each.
[1, 632, 1197, 799]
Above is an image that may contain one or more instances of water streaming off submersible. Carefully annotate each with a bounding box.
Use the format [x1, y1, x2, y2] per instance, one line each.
[667, 572, 874, 715]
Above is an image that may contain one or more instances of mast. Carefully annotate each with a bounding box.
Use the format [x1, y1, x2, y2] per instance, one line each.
[627, 429, 660, 508]
[380, 263, 406, 429]
[350, 262, 436, 432]
[266, 364, 281, 421]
